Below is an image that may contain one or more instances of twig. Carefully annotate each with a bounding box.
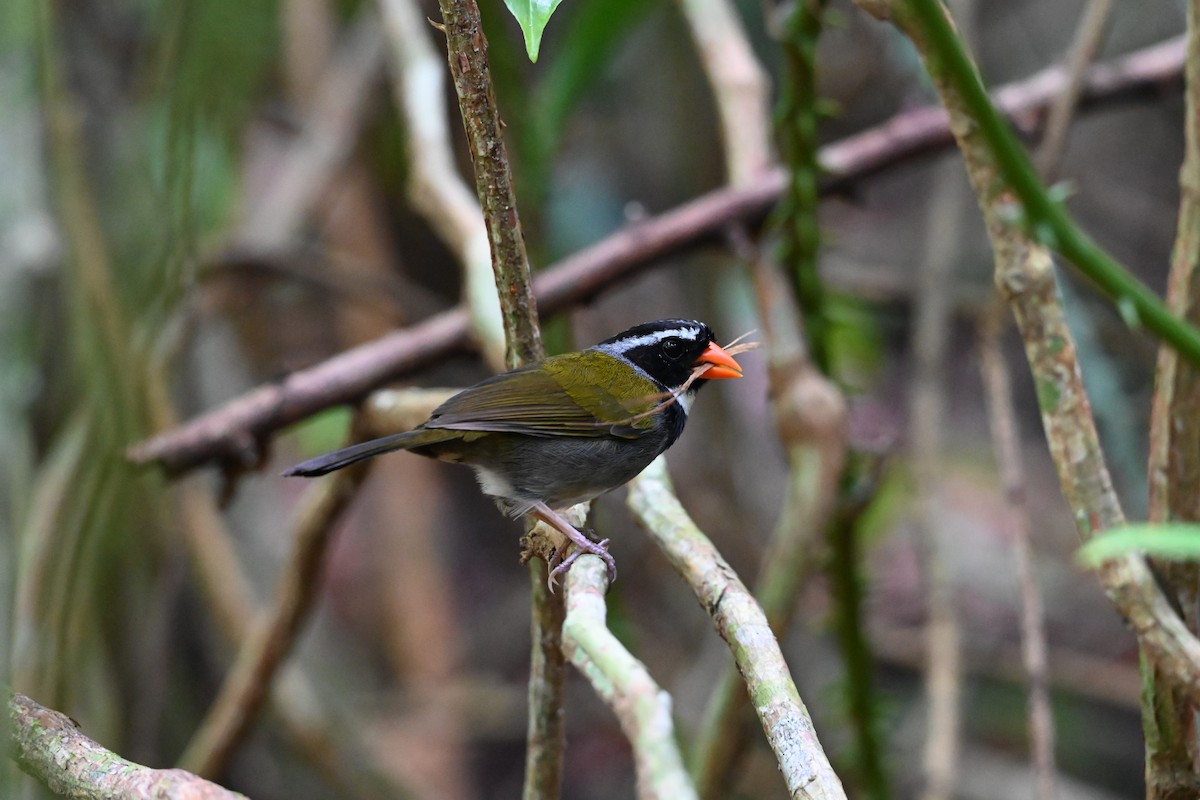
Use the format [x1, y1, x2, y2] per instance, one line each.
[234, 13, 384, 252]
[9, 693, 247, 800]
[910, 194, 960, 800]
[628, 458, 847, 800]
[523, 558, 568, 800]
[377, 0, 504, 370]
[127, 34, 1188, 476]
[431, 1, 567, 795]
[909, 1, 972, 784]
[178, 432, 373, 777]
[1144, 3, 1200, 796]
[437, 0, 541, 370]
[674, 0, 772, 184]
[866, 0, 1200, 711]
[870, 625, 1140, 710]
[561, 557, 698, 800]
[1035, 0, 1114, 181]
[978, 305, 1058, 800]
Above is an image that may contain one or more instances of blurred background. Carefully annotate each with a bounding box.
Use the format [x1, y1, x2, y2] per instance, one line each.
[0, 0, 1188, 798]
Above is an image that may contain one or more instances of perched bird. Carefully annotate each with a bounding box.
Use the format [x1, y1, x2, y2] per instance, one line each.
[285, 319, 744, 586]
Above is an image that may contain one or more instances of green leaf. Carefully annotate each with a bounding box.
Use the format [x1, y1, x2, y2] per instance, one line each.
[503, 0, 564, 62]
[1077, 524, 1200, 568]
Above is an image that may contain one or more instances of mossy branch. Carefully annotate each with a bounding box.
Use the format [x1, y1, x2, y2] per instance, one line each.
[10, 693, 247, 800]
[629, 458, 847, 800]
[562, 557, 697, 800]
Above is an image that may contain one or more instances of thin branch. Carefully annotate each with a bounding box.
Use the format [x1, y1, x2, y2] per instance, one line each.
[978, 304, 1058, 800]
[377, 0, 505, 370]
[431, 1, 567, 795]
[909, 9, 971, 784]
[127, 34, 1187, 476]
[178, 433, 373, 777]
[775, 0, 834, 373]
[10, 693, 247, 800]
[1144, 2, 1200, 796]
[628, 458, 847, 800]
[674, 0, 773, 185]
[437, 0, 541, 369]
[235, 13, 384, 252]
[1035, 0, 1114, 181]
[523, 558, 568, 800]
[561, 557, 698, 800]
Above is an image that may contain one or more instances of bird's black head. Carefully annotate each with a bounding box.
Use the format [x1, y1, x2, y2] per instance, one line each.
[594, 319, 724, 390]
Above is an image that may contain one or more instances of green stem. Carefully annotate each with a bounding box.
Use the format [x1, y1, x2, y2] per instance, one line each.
[829, 472, 890, 800]
[775, 0, 833, 373]
[904, 0, 1200, 364]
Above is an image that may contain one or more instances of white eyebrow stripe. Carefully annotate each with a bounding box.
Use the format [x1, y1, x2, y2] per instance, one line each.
[601, 326, 699, 354]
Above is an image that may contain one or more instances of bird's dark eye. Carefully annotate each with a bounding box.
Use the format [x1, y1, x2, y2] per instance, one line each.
[661, 338, 685, 359]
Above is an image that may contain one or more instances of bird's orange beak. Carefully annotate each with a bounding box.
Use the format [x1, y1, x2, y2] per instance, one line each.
[694, 341, 743, 380]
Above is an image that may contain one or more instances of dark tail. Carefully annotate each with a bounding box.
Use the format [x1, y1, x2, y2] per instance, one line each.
[283, 430, 427, 477]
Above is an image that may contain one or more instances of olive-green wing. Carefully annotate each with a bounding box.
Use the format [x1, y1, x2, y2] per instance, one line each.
[426, 352, 663, 439]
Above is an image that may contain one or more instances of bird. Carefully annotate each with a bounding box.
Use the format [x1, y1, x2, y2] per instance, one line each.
[284, 319, 744, 587]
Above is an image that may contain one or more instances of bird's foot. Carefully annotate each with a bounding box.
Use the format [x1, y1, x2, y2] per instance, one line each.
[529, 502, 617, 592]
[547, 538, 614, 591]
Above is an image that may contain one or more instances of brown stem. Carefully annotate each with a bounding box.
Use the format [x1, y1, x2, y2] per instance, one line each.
[1035, 0, 1114, 181]
[978, 304, 1058, 800]
[178, 430, 373, 777]
[437, 0, 542, 370]
[1145, 2, 1200, 797]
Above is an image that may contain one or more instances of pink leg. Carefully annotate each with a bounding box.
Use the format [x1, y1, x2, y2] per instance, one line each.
[528, 503, 616, 590]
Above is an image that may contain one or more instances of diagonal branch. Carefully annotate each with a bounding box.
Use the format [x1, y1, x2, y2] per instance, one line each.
[127, 34, 1187, 477]
[178, 436, 373, 777]
[10, 693, 247, 800]
[628, 458, 847, 800]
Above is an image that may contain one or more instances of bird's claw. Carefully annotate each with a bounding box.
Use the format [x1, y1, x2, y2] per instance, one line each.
[546, 538, 617, 592]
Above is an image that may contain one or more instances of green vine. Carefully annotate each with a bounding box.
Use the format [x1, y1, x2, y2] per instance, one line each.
[902, 0, 1200, 364]
[774, 0, 833, 374]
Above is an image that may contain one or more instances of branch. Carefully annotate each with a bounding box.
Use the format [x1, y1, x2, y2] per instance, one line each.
[437, 0, 541, 369]
[628, 458, 847, 800]
[378, 0, 505, 370]
[9, 693, 247, 800]
[561, 557, 698, 800]
[691, 235, 849, 799]
[178, 436, 373, 777]
[1035, 0, 1113, 180]
[674, 0, 773, 185]
[234, 13, 384, 252]
[1145, 2, 1200, 795]
[127, 34, 1187, 476]
[978, 306, 1058, 800]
